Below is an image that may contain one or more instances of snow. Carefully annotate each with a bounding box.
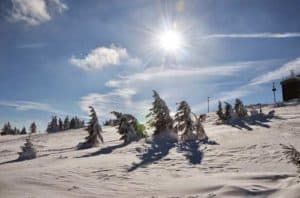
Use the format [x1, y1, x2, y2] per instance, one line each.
[0, 103, 300, 197]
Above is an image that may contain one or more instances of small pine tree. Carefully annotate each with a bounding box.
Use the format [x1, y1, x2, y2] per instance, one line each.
[78, 106, 104, 149]
[18, 135, 37, 160]
[174, 101, 194, 141]
[234, 98, 248, 118]
[146, 90, 174, 136]
[30, 122, 37, 133]
[20, 127, 27, 135]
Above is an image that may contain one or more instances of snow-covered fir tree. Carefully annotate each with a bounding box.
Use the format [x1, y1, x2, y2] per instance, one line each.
[174, 101, 194, 141]
[193, 113, 208, 142]
[146, 90, 174, 136]
[234, 98, 248, 118]
[30, 122, 37, 133]
[79, 106, 104, 148]
[111, 111, 146, 144]
[18, 135, 37, 160]
[117, 115, 138, 144]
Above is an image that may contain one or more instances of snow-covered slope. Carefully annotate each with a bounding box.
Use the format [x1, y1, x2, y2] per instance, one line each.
[0, 104, 300, 197]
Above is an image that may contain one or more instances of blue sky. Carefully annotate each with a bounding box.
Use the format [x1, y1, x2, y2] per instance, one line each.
[1, 0, 300, 132]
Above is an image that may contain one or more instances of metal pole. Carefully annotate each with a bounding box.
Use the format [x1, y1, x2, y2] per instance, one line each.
[207, 97, 210, 113]
[272, 82, 277, 103]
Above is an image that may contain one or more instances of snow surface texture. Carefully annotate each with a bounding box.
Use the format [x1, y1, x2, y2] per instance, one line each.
[0, 103, 300, 197]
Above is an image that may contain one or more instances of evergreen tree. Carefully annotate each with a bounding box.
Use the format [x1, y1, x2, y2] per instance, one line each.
[78, 106, 104, 148]
[216, 101, 225, 121]
[47, 116, 59, 133]
[117, 115, 138, 144]
[174, 101, 194, 141]
[1, 122, 11, 135]
[63, 116, 70, 130]
[20, 127, 27, 135]
[146, 90, 173, 136]
[224, 102, 232, 121]
[18, 135, 36, 160]
[70, 118, 76, 129]
[234, 98, 248, 118]
[58, 118, 63, 131]
[193, 113, 208, 142]
[112, 112, 145, 144]
[30, 122, 37, 133]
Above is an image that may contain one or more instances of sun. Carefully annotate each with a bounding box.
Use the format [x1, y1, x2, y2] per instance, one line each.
[158, 30, 183, 53]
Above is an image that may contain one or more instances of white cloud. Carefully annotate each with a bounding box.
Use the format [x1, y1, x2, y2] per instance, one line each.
[69, 45, 141, 71]
[250, 57, 300, 85]
[9, 0, 67, 26]
[204, 33, 300, 39]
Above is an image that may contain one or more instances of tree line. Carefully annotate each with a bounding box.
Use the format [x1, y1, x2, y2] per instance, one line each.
[46, 116, 85, 133]
[1, 122, 37, 135]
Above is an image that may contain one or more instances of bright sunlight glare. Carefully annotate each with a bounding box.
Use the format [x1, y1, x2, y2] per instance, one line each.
[158, 30, 183, 53]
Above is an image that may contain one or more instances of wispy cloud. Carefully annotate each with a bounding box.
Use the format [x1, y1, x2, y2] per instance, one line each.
[0, 100, 81, 118]
[250, 57, 300, 85]
[9, 0, 67, 26]
[16, 43, 47, 49]
[204, 33, 300, 39]
[69, 44, 141, 71]
[80, 59, 276, 120]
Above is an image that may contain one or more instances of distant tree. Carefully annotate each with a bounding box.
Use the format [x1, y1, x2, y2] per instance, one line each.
[58, 118, 64, 131]
[69, 117, 76, 129]
[18, 135, 36, 160]
[63, 116, 70, 130]
[30, 122, 37, 133]
[216, 101, 225, 121]
[224, 102, 232, 121]
[234, 98, 248, 118]
[146, 90, 173, 136]
[78, 106, 104, 149]
[1, 122, 12, 135]
[47, 116, 59, 133]
[13, 127, 20, 135]
[20, 127, 27, 135]
[174, 101, 194, 141]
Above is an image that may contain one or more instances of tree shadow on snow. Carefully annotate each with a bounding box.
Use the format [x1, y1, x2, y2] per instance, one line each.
[128, 138, 176, 172]
[77, 143, 127, 158]
[178, 140, 203, 164]
[228, 113, 284, 131]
